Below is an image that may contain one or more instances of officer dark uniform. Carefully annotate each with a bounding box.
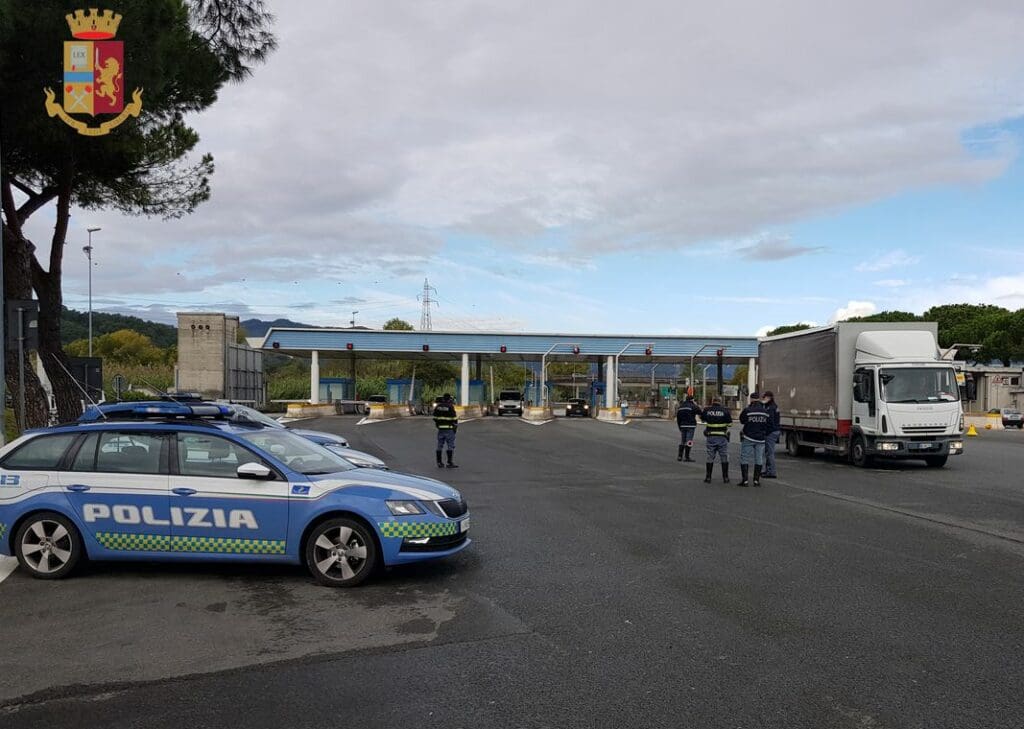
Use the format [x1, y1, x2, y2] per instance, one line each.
[432, 394, 459, 468]
[738, 392, 771, 487]
[701, 396, 732, 483]
[675, 394, 702, 462]
[762, 391, 781, 478]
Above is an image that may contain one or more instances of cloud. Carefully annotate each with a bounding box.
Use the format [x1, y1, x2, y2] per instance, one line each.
[735, 235, 826, 261]
[18, 0, 1024, 332]
[831, 300, 878, 322]
[874, 278, 909, 287]
[855, 250, 921, 272]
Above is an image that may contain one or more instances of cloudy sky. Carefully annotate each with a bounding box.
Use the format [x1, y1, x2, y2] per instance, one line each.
[25, 0, 1024, 335]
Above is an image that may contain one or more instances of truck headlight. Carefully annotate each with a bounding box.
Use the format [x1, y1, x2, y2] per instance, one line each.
[878, 442, 900, 451]
[950, 441, 963, 452]
[386, 500, 423, 516]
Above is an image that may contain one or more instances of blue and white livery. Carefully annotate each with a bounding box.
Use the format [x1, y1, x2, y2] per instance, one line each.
[0, 407, 469, 587]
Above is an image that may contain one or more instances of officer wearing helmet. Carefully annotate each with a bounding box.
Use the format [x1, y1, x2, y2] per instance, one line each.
[701, 395, 732, 483]
[432, 394, 459, 468]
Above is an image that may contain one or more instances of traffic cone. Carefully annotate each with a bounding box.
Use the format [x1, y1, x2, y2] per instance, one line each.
[966, 423, 978, 437]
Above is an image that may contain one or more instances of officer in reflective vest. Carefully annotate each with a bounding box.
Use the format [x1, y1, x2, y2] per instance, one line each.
[702, 395, 732, 483]
[676, 393, 702, 462]
[432, 394, 459, 468]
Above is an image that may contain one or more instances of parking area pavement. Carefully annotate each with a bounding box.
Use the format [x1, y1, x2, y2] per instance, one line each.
[3, 415, 1024, 728]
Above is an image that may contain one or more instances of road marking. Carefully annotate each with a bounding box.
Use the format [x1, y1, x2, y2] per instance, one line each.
[0, 557, 17, 585]
[357, 417, 397, 425]
[517, 418, 553, 426]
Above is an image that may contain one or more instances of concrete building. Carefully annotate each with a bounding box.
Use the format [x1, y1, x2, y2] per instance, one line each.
[961, 364, 1023, 413]
[176, 312, 265, 406]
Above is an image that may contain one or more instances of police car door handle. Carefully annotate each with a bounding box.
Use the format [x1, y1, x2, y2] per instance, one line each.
[66, 484, 91, 492]
[172, 487, 197, 497]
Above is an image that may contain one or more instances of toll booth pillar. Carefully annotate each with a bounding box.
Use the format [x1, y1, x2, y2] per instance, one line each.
[310, 350, 320, 404]
[460, 353, 470, 407]
[605, 356, 615, 409]
[747, 357, 757, 397]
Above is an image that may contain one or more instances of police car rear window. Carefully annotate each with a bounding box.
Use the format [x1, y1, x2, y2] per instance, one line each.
[1, 433, 78, 470]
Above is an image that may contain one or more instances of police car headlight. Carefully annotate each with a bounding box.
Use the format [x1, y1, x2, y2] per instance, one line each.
[387, 500, 424, 516]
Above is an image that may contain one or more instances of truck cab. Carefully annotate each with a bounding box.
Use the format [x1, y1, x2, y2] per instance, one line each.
[850, 332, 964, 467]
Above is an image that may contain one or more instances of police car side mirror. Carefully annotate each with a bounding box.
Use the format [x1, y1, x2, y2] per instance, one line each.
[237, 462, 274, 480]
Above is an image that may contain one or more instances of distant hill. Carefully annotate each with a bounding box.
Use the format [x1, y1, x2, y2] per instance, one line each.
[240, 318, 372, 337]
[61, 307, 177, 348]
[240, 318, 315, 337]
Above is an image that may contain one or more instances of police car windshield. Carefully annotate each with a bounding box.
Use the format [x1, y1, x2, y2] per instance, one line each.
[237, 429, 355, 474]
[227, 404, 285, 429]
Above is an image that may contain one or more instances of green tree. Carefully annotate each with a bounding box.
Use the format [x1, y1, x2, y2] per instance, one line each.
[66, 329, 164, 365]
[1, 0, 276, 426]
[847, 310, 921, 323]
[766, 323, 813, 336]
[383, 318, 414, 331]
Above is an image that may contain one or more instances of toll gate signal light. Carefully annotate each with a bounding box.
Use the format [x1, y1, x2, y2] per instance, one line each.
[716, 348, 724, 357]
[346, 343, 354, 350]
[572, 346, 580, 355]
[422, 344, 430, 352]
[500, 345, 507, 353]
[645, 347, 652, 356]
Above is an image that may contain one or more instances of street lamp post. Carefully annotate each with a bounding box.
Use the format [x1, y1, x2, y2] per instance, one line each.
[350, 310, 359, 328]
[83, 227, 101, 356]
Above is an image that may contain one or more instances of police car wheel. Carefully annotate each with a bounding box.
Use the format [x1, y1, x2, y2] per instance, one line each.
[305, 518, 377, 587]
[14, 512, 82, 580]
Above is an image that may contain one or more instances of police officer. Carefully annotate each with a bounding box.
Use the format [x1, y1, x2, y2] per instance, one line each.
[701, 395, 732, 483]
[762, 390, 781, 479]
[738, 392, 771, 487]
[432, 393, 459, 468]
[675, 392, 702, 462]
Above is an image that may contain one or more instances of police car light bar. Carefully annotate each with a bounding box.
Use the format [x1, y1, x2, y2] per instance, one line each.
[79, 402, 233, 423]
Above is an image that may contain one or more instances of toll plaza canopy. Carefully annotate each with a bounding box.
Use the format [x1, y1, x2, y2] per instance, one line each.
[261, 328, 759, 408]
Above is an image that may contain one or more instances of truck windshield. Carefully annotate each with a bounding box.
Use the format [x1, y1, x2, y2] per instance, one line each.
[879, 368, 960, 403]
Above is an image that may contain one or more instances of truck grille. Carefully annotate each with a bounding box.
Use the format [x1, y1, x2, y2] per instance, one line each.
[901, 426, 947, 434]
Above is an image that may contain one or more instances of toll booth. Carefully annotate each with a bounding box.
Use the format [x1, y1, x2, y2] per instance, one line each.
[318, 377, 353, 402]
[589, 381, 605, 411]
[524, 380, 554, 405]
[386, 378, 423, 404]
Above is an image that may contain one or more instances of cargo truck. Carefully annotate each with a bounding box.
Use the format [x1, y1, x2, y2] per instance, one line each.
[758, 322, 964, 468]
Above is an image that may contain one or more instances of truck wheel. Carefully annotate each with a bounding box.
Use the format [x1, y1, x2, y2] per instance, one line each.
[786, 432, 814, 457]
[925, 455, 948, 468]
[850, 436, 872, 468]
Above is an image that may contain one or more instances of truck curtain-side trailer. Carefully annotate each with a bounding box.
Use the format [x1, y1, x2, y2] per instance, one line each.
[758, 322, 965, 468]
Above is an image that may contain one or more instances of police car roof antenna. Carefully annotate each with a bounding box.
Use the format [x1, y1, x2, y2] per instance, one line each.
[134, 376, 184, 406]
[49, 353, 107, 419]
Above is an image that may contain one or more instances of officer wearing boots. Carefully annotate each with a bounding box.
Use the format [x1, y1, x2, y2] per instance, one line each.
[701, 395, 732, 483]
[675, 392, 702, 462]
[432, 393, 459, 468]
[738, 392, 771, 487]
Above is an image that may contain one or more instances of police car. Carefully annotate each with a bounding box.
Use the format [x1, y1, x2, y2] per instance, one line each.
[0, 403, 470, 587]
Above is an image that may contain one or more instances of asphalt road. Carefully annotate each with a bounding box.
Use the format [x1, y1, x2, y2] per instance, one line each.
[2, 416, 1023, 728]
